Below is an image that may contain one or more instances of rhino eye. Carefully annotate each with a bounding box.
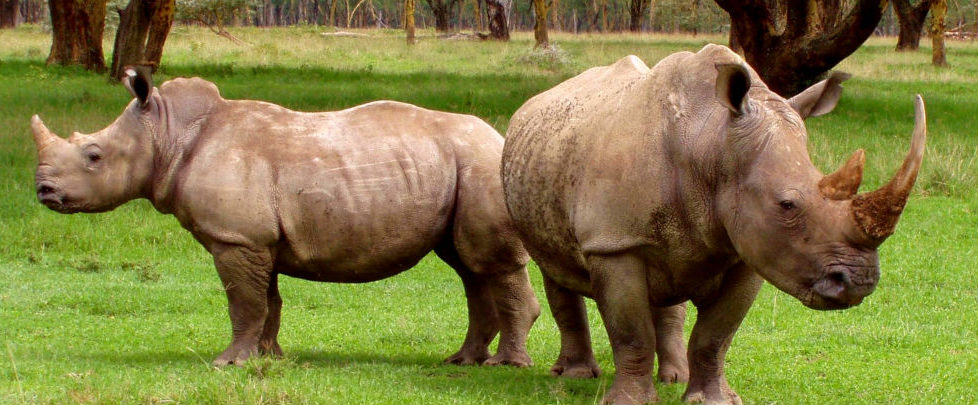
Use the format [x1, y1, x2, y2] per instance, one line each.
[86, 151, 102, 163]
[779, 200, 796, 210]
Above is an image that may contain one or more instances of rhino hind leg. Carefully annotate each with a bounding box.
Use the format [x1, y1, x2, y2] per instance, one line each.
[436, 242, 499, 366]
[541, 273, 600, 378]
[258, 273, 284, 357]
[653, 304, 689, 384]
[210, 244, 275, 367]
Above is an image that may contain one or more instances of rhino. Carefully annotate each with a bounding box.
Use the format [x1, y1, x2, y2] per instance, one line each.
[31, 69, 540, 368]
[501, 44, 926, 405]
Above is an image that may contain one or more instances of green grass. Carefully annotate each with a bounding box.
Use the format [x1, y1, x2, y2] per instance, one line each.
[2, 25, 977, 404]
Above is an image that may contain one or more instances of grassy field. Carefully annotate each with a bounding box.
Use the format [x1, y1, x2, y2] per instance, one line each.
[1, 25, 977, 404]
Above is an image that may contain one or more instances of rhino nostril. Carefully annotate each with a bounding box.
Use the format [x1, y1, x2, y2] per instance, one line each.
[828, 271, 848, 286]
[38, 185, 54, 195]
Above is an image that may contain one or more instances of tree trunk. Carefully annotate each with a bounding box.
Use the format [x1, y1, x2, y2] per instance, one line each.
[930, 0, 947, 66]
[893, 0, 934, 51]
[533, 0, 548, 46]
[717, 0, 888, 97]
[47, 0, 108, 72]
[110, 0, 174, 80]
[405, 0, 415, 43]
[0, 0, 18, 28]
[628, 0, 647, 31]
[486, 0, 508, 39]
[20, 0, 44, 23]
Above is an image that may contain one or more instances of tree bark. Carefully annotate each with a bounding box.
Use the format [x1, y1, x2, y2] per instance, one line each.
[930, 0, 947, 66]
[628, 0, 648, 31]
[110, 0, 174, 80]
[716, 0, 888, 97]
[0, 0, 18, 27]
[405, 0, 415, 43]
[533, 0, 548, 47]
[893, 0, 934, 51]
[47, 0, 108, 73]
[485, 0, 508, 40]
[423, 0, 457, 32]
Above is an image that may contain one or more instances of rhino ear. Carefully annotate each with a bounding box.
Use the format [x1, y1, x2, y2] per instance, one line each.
[123, 66, 153, 108]
[715, 63, 751, 116]
[787, 71, 851, 119]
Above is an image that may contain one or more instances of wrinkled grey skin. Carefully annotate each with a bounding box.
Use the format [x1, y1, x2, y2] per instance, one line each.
[32, 71, 540, 368]
[502, 44, 926, 405]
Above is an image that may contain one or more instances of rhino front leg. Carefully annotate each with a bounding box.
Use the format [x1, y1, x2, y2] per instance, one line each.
[210, 244, 274, 367]
[258, 273, 284, 357]
[543, 273, 600, 378]
[590, 253, 658, 405]
[683, 264, 763, 405]
[654, 303, 689, 383]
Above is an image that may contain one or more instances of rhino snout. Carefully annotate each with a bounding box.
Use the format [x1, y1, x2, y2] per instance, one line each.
[810, 265, 879, 310]
[36, 181, 69, 212]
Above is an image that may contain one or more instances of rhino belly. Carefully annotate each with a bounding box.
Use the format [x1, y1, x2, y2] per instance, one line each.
[273, 156, 456, 283]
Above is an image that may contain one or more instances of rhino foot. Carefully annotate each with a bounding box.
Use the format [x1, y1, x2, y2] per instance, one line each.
[600, 375, 657, 405]
[258, 340, 283, 357]
[212, 345, 259, 367]
[483, 349, 533, 367]
[683, 386, 742, 405]
[657, 361, 689, 384]
[550, 357, 601, 378]
[444, 348, 491, 366]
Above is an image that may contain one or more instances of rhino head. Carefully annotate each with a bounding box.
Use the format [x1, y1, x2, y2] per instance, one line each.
[714, 64, 925, 310]
[32, 68, 162, 214]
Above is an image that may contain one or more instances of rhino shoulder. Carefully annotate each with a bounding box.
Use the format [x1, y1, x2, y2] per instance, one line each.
[158, 77, 223, 102]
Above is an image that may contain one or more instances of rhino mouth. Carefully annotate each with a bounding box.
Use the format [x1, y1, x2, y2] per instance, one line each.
[801, 262, 879, 311]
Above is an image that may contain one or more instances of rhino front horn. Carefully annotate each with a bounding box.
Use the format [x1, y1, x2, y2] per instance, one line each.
[31, 115, 60, 153]
[851, 95, 927, 243]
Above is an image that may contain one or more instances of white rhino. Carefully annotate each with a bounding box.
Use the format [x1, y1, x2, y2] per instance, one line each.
[31, 69, 540, 367]
[502, 44, 925, 404]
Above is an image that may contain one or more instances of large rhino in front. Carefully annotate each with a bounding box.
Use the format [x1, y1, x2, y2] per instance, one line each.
[502, 44, 926, 404]
[31, 69, 540, 367]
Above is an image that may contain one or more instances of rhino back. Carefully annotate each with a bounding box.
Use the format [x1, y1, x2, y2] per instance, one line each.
[174, 100, 490, 282]
[503, 46, 744, 289]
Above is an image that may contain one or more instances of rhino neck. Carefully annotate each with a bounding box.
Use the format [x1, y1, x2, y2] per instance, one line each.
[147, 96, 218, 214]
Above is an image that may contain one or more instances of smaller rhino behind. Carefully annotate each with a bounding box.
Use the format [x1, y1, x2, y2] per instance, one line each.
[31, 70, 540, 367]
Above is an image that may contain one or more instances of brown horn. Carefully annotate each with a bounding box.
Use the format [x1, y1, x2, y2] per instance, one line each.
[31, 114, 60, 154]
[851, 95, 927, 242]
[819, 149, 865, 200]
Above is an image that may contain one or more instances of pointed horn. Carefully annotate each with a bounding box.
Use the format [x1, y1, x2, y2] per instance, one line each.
[819, 149, 865, 200]
[851, 95, 927, 242]
[31, 114, 60, 154]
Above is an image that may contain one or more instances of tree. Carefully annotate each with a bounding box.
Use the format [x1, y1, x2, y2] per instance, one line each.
[177, 0, 251, 44]
[716, 0, 888, 97]
[893, 0, 936, 51]
[110, 0, 176, 80]
[1, 0, 18, 28]
[405, 0, 415, 43]
[628, 0, 649, 31]
[423, 0, 460, 31]
[533, 0, 548, 46]
[47, 0, 108, 72]
[485, 0, 509, 39]
[930, 0, 947, 66]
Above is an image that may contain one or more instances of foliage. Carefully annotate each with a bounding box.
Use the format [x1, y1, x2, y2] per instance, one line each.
[1, 26, 978, 404]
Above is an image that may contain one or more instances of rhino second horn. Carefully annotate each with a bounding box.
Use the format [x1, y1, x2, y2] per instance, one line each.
[819, 149, 865, 200]
[851, 95, 927, 242]
[31, 115, 60, 153]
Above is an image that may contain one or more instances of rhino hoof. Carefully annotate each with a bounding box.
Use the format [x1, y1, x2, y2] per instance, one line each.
[483, 351, 533, 367]
[444, 349, 490, 366]
[550, 362, 600, 378]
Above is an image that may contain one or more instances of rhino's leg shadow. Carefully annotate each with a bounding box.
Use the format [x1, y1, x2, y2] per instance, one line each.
[589, 253, 659, 405]
[258, 273, 284, 357]
[542, 273, 600, 378]
[683, 263, 762, 405]
[653, 303, 689, 384]
[436, 242, 499, 366]
[210, 243, 274, 367]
